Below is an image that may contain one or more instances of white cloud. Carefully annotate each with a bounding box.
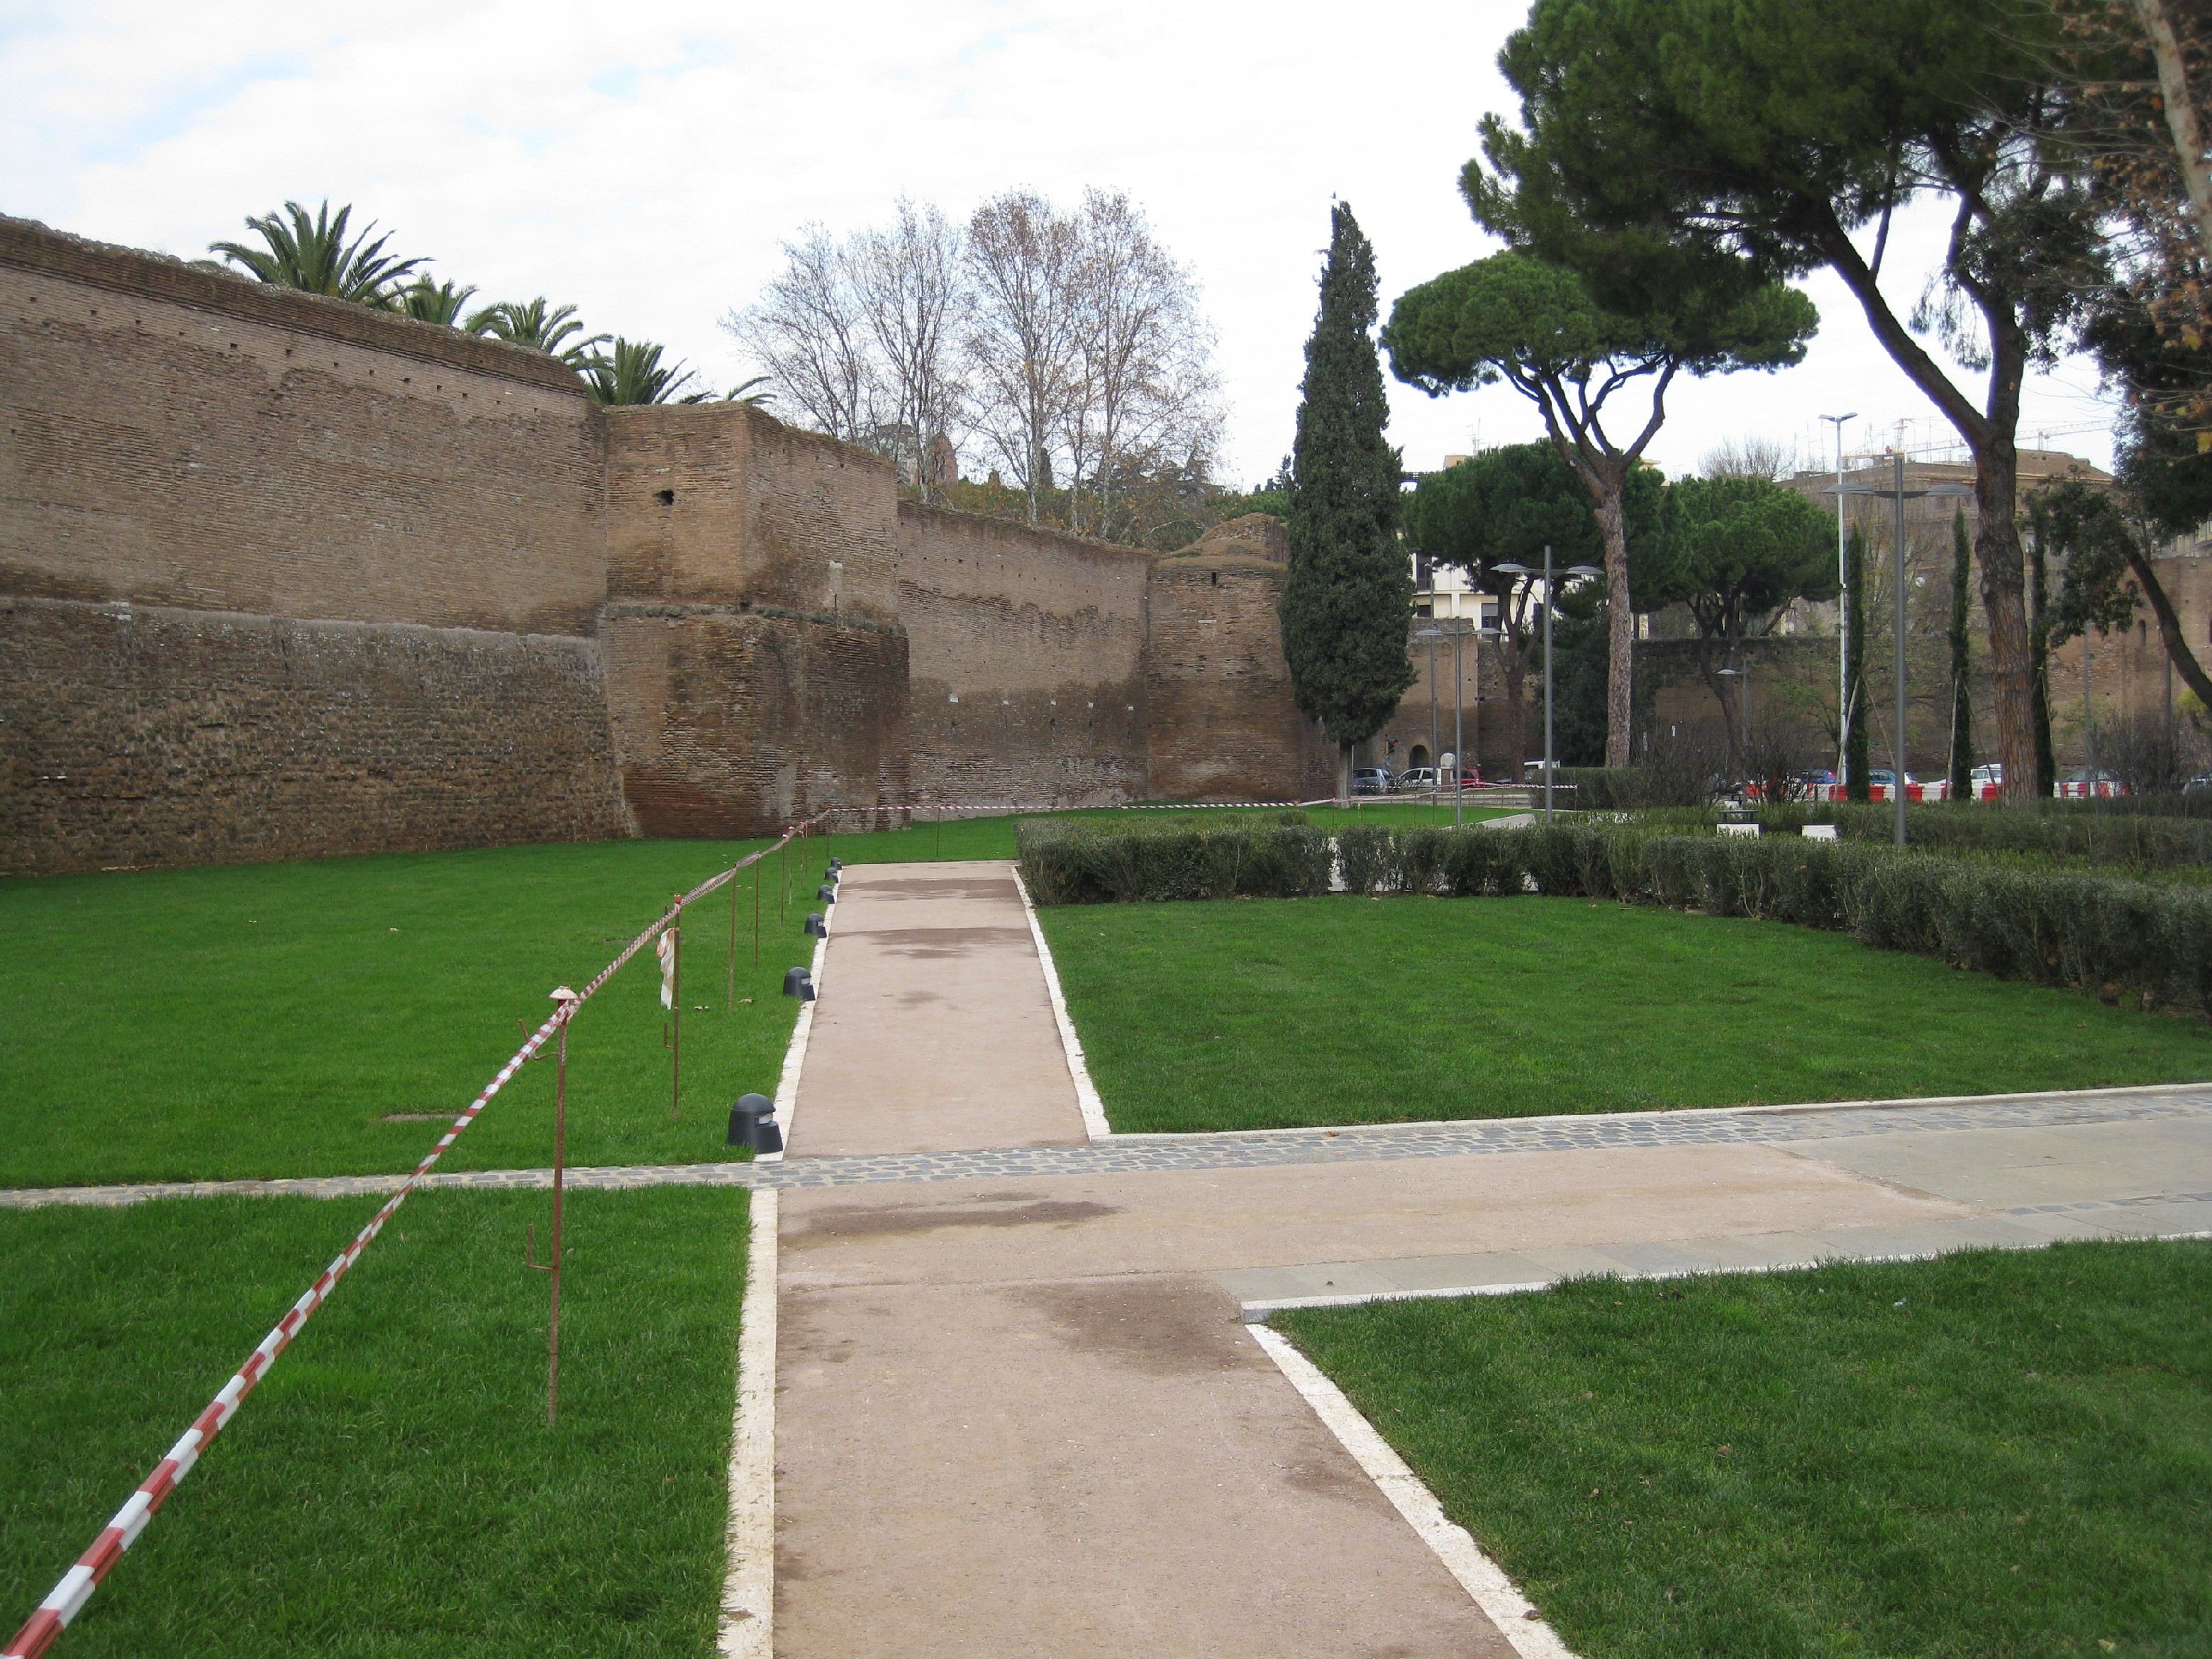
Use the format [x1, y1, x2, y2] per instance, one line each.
[1, 0, 2116, 485]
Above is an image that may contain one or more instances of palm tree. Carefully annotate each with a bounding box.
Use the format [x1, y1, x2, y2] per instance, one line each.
[399, 277, 477, 326]
[723, 374, 775, 406]
[466, 297, 606, 368]
[209, 201, 423, 306]
[584, 338, 711, 406]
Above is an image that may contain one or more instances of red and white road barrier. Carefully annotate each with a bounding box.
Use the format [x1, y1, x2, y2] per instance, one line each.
[4, 819, 826, 1659]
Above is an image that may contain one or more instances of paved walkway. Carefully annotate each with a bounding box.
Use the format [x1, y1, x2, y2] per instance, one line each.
[784, 863, 1088, 1158]
[6, 858, 2208, 1657]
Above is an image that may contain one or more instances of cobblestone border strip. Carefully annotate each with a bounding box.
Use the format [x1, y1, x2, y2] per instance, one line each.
[1249, 1324, 1581, 1659]
[1011, 867, 1111, 1141]
[9, 1086, 2208, 1208]
[716, 1189, 776, 1658]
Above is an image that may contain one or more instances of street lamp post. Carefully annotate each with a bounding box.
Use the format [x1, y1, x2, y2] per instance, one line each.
[1495, 548, 1604, 823]
[1717, 662, 1752, 786]
[1416, 616, 1493, 826]
[1825, 458, 1974, 845]
[1821, 413, 1857, 790]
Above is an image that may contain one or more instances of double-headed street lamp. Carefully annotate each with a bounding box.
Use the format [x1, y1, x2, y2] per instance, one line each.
[1413, 614, 1498, 826]
[1824, 455, 1974, 846]
[1495, 547, 1604, 822]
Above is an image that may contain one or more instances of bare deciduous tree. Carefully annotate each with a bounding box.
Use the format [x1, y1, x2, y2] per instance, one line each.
[850, 199, 967, 500]
[1061, 189, 1222, 540]
[1699, 434, 1799, 482]
[965, 190, 1084, 523]
[722, 227, 874, 443]
[728, 188, 1224, 538]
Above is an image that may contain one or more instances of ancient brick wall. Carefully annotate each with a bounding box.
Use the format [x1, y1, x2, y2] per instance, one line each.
[0, 216, 626, 875]
[1, 216, 607, 635]
[601, 406, 911, 833]
[0, 595, 630, 875]
[896, 503, 1152, 809]
[1143, 516, 1335, 801]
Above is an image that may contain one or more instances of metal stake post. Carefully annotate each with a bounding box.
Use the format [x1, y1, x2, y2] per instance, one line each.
[669, 894, 683, 1124]
[533, 987, 579, 1427]
[728, 859, 738, 1014]
[752, 849, 762, 969]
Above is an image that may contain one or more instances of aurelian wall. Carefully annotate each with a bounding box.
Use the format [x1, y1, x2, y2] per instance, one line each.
[1143, 516, 1334, 800]
[0, 217, 607, 633]
[0, 216, 629, 874]
[3, 212, 1326, 872]
[896, 503, 1152, 809]
[0, 595, 630, 875]
[600, 406, 909, 835]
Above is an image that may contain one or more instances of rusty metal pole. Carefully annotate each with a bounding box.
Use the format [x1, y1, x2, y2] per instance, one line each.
[752, 847, 762, 969]
[669, 895, 684, 1124]
[548, 995, 572, 1428]
[728, 857, 738, 1013]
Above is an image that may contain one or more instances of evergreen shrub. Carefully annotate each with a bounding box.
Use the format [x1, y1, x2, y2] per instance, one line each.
[1029, 819, 2212, 1013]
[1017, 818, 1332, 905]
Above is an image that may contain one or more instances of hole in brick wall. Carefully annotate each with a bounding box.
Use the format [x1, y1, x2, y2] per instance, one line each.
[656, 489, 676, 506]
[1210, 571, 1218, 585]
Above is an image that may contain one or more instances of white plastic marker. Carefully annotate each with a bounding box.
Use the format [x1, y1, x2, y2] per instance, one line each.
[1248, 1324, 1584, 1659]
[4, 816, 829, 1659]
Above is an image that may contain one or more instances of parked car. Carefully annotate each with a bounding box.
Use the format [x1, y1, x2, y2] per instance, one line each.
[1394, 767, 1438, 793]
[1350, 766, 1392, 797]
[2184, 772, 2212, 794]
[2057, 767, 2125, 799]
[1970, 762, 2003, 789]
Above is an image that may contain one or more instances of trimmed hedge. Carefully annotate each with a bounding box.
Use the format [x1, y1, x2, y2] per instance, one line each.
[1016, 816, 1332, 904]
[1752, 802, 2212, 872]
[1032, 818, 2212, 1014]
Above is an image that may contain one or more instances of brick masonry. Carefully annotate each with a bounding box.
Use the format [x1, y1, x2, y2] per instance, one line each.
[2, 215, 1326, 874]
[0, 594, 631, 873]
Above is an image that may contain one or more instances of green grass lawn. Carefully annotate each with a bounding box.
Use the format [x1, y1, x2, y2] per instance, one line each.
[0, 1187, 746, 1656]
[1037, 894, 2212, 1132]
[1278, 1241, 2212, 1658]
[0, 840, 830, 1187]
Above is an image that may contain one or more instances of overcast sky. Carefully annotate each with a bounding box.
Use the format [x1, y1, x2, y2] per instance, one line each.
[4, 0, 2120, 487]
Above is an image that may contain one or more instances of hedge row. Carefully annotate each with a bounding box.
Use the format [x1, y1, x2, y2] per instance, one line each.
[1743, 802, 2212, 871]
[1016, 816, 1332, 904]
[1028, 817, 2212, 1013]
[1341, 822, 2212, 1012]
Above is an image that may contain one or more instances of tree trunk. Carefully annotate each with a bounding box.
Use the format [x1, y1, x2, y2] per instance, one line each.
[1973, 444, 2038, 801]
[2122, 537, 2212, 709]
[1594, 487, 1634, 767]
[2030, 533, 2057, 796]
[1338, 740, 1352, 806]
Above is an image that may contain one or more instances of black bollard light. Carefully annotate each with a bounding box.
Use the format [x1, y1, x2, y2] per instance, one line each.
[817, 882, 836, 904]
[804, 912, 826, 938]
[728, 1092, 782, 1153]
[782, 966, 815, 1001]
[828, 858, 843, 873]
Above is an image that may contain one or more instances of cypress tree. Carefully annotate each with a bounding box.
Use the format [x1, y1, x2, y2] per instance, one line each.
[1946, 506, 1974, 799]
[1845, 524, 1870, 803]
[1281, 204, 1416, 795]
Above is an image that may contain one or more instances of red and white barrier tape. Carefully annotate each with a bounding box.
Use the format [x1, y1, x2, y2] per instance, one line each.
[3, 818, 825, 1659]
